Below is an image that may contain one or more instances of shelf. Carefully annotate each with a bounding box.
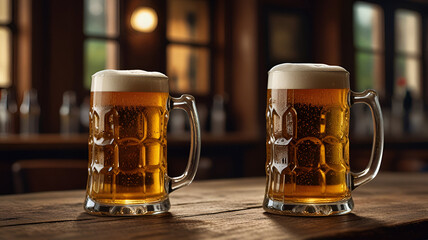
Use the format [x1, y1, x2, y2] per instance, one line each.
[351, 134, 428, 149]
[0, 134, 88, 151]
[0, 132, 261, 151]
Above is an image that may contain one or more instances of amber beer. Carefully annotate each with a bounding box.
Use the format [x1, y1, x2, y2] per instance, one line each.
[88, 91, 169, 204]
[266, 88, 350, 203]
[264, 63, 384, 216]
[85, 70, 201, 216]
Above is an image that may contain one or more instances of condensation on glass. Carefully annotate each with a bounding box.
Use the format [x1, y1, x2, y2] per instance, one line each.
[353, 2, 384, 96]
[83, 0, 119, 89]
[264, 64, 384, 216]
[84, 70, 201, 216]
[394, 9, 422, 99]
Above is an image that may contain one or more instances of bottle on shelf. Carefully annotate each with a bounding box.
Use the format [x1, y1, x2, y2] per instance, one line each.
[391, 77, 406, 136]
[59, 91, 80, 135]
[79, 95, 90, 131]
[20, 89, 40, 135]
[210, 94, 226, 135]
[169, 109, 187, 135]
[0, 89, 18, 135]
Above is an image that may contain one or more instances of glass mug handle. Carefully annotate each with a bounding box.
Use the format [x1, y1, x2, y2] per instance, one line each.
[349, 90, 384, 189]
[168, 94, 201, 192]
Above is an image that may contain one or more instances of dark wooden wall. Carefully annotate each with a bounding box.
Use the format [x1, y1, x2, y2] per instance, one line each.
[23, 0, 168, 133]
[120, 0, 167, 72]
[15, 0, 428, 133]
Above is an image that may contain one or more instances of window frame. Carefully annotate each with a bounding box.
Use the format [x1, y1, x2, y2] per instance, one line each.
[165, 0, 215, 101]
[352, 0, 428, 107]
[353, 1, 385, 96]
[394, 8, 423, 98]
[83, 0, 121, 90]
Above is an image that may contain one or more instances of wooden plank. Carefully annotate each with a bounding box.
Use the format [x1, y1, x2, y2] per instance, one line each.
[0, 173, 427, 239]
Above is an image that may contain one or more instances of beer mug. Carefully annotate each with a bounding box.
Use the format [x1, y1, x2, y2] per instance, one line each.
[263, 64, 384, 216]
[84, 70, 201, 216]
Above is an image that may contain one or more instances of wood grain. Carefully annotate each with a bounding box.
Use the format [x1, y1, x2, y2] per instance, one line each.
[0, 173, 427, 240]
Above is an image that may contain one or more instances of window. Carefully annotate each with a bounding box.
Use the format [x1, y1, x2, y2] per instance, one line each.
[353, 2, 384, 95]
[394, 9, 422, 99]
[0, 0, 12, 88]
[353, 2, 425, 101]
[83, 0, 119, 89]
[353, 1, 427, 137]
[166, 0, 211, 95]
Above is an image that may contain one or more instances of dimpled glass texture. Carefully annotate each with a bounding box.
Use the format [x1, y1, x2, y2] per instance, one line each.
[266, 89, 351, 204]
[87, 92, 169, 205]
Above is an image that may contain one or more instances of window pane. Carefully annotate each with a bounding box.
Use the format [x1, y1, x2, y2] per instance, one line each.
[84, 0, 118, 37]
[354, 2, 384, 50]
[0, 0, 11, 23]
[395, 9, 421, 55]
[355, 51, 383, 94]
[84, 39, 119, 89]
[395, 56, 421, 98]
[167, 44, 210, 94]
[167, 0, 210, 44]
[0, 28, 11, 87]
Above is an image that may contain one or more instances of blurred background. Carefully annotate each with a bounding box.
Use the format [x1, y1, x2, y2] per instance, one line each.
[0, 0, 427, 194]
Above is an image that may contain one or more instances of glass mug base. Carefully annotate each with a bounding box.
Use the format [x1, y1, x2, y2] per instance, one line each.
[263, 197, 354, 216]
[84, 196, 171, 216]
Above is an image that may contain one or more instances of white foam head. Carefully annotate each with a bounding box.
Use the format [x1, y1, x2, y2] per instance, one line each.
[91, 69, 169, 92]
[268, 63, 349, 89]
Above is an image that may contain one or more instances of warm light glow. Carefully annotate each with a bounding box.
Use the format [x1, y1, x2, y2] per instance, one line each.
[130, 7, 158, 33]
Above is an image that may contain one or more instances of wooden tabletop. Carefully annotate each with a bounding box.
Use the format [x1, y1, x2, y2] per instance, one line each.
[0, 172, 427, 240]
